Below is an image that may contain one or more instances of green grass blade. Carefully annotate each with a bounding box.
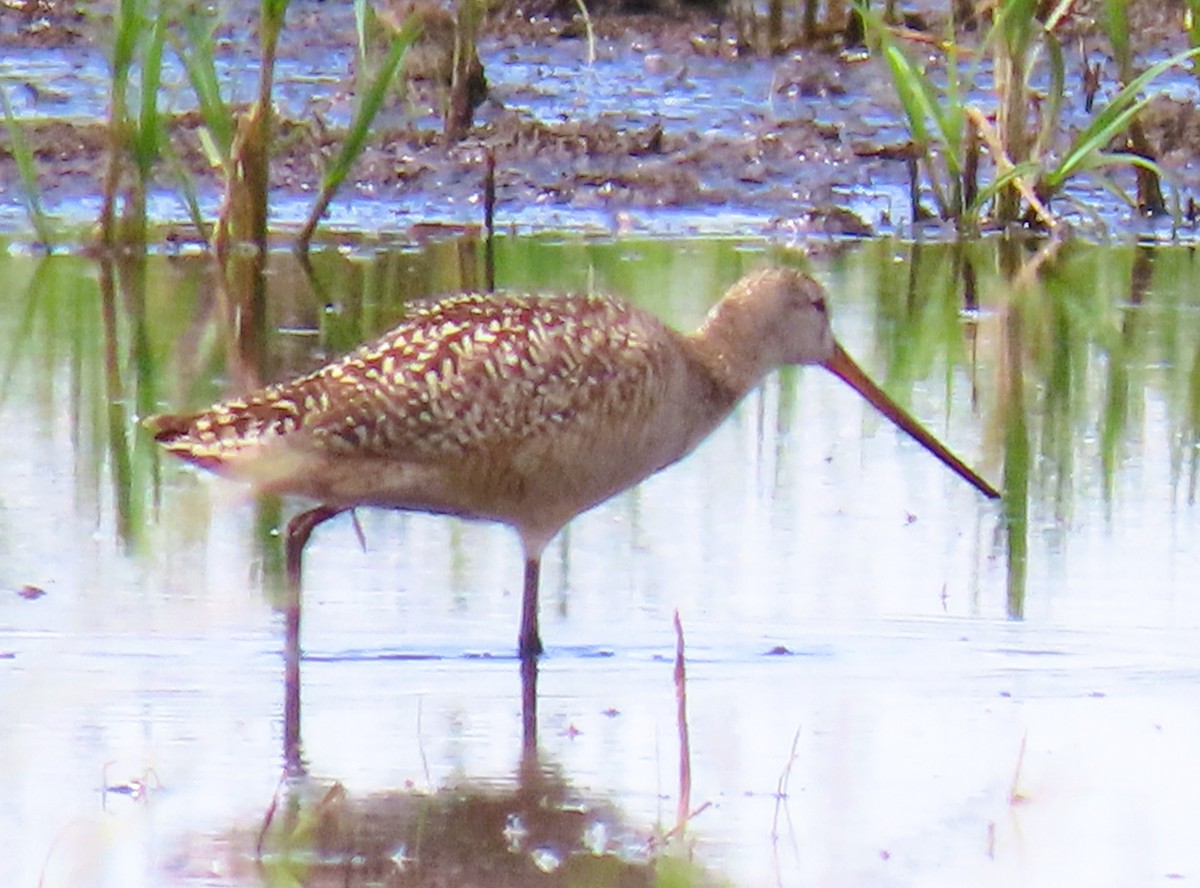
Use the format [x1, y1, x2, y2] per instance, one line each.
[1188, 0, 1200, 80]
[880, 43, 932, 145]
[995, 0, 1037, 58]
[1031, 27, 1064, 160]
[295, 14, 422, 251]
[163, 141, 211, 244]
[323, 16, 421, 193]
[1083, 151, 1181, 223]
[107, 0, 144, 149]
[1047, 46, 1200, 189]
[264, 0, 291, 22]
[1084, 166, 1140, 209]
[1103, 0, 1131, 75]
[970, 158, 1041, 211]
[174, 5, 235, 160]
[261, 0, 292, 46]
[861, 3, 961, 173]
[915, 66, 963, 171]
[134, 1, 168, 177]
[0, 83, 54, 246]
[943, 21, 962, 119]
[111, 0, 145, 91]
[194, 126, 227, 173]
[354, 0, 369, 59]
[573, 0, 596, 66]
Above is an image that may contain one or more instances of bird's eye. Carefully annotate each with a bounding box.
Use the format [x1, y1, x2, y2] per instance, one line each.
[812, 297, 827, 313]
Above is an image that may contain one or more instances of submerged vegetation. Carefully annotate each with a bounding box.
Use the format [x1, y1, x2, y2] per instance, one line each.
[98, 0, 168, 246]
[247, 768, 718, 887]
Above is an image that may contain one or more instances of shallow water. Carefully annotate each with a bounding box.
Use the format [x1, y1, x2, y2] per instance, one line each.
[4, 235, 1200, 886]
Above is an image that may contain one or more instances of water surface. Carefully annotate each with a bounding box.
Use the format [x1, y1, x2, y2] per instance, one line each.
[3, 236, 1200, 886]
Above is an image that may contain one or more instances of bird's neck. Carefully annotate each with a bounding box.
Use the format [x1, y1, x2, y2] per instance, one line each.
[687, 306, 775, 403]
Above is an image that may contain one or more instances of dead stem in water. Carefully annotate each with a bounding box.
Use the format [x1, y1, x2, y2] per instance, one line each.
[673, 609, 691, 834]
[1008, 730, 1029, 806]
[771, 726, 802, 842]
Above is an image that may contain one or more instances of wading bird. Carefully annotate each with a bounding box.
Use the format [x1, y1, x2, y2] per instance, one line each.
[148, 267, 998, 660]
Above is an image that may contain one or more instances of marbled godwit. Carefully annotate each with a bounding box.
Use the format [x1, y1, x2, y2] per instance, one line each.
[147, 267, 998, 659]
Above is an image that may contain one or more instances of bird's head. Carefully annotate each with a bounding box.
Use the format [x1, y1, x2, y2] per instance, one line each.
[708, 267, 838, 371]
[703, 267, 1000, 500]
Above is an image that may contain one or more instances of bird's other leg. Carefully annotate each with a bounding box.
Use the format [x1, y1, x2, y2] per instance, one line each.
[285, 505, 345, 591]
[283, 504, 345, 776]
[518, 556, 544, 661]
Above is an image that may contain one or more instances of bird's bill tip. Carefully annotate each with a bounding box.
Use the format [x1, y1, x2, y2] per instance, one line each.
[823, 343, 1000, 500]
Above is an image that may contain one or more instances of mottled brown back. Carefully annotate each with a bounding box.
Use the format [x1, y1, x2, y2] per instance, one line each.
[147, 290, 676, 472]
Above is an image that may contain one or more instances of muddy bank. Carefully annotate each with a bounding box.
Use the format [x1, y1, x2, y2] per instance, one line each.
[1, 0, 1198, 242]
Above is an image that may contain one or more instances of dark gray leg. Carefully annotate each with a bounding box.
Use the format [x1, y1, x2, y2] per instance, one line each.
[283, 505, 344, 776]
[518, 556, 543, 661]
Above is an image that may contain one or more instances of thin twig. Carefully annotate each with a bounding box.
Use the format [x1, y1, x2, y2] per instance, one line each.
[965, 105, 1058, 230]
[657, 800, 712, 843]
[1013, 228, 1067, 291]
[1008, 730, 1029, 805]
[770, 726, 803, 840]
[350, 508, 367, 553]
[673, 609, 691, 835]
[256, 769, 289, 858]
[572, 0, 596, 65]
